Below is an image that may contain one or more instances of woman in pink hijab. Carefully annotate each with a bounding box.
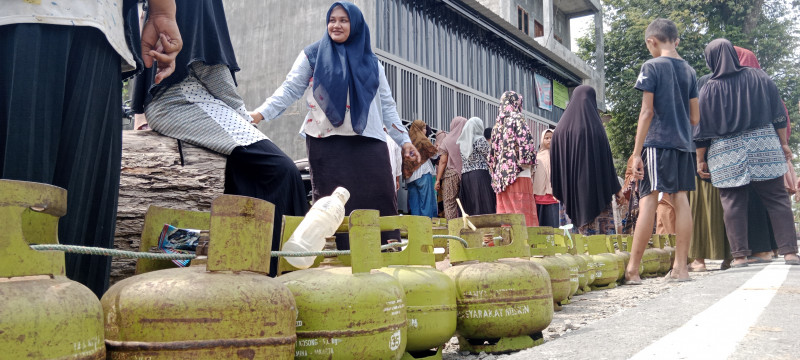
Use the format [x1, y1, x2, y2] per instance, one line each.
[435, 117, 467, 219]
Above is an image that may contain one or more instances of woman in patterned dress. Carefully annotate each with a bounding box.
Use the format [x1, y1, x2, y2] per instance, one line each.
[695, 39, 799, 266]
[457, 117, 496, 216]
[435, 117, 467, 219]
[488, 91, 538, 226]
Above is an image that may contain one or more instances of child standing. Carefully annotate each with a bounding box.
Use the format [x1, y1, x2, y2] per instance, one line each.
[625, 19, 699, 283]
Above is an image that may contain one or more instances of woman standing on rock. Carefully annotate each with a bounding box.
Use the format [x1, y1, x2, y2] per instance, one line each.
[132, 0, 309, 276]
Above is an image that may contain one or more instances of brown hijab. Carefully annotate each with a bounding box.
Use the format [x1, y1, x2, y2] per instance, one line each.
[402, 120, 437, 178]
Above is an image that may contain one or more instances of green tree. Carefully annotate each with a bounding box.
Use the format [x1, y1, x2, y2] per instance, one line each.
[582, 0, 800, 174]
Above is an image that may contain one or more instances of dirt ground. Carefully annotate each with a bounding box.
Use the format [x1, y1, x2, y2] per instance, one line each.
[440, 260, 725, 360]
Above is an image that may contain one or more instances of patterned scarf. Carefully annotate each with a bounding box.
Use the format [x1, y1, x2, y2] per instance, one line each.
[488, 91, 536, 193]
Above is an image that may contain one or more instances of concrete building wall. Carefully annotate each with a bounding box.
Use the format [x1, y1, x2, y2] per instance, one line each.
[223, 0, 374, 160]
[554, 9, 570, 50]
[485, 0, 571, 49]
[475, 0, 512, 19]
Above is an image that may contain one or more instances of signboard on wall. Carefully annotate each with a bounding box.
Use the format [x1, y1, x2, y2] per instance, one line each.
[534, 74, 552, 111]
[553, 80, 568, 109]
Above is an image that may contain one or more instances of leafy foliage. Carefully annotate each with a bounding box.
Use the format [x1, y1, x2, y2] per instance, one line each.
[583, 0, 800, 174]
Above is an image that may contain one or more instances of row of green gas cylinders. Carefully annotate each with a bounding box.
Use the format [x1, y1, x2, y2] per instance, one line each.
[528, 227, 677, 310]
[0, 180, 676, 359]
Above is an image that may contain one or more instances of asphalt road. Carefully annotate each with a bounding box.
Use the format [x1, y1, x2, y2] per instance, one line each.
[502, 257, 800, 360]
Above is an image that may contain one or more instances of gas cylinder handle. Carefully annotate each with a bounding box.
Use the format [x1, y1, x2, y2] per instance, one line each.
[447, 213, 531, 263]
[0, 180, 67, 278]
[380, 215, 435, 267]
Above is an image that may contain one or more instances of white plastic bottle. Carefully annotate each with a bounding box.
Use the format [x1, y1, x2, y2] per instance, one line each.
[282, 187, 350, 269]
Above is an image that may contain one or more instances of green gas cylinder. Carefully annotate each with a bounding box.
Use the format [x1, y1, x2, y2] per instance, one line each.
[580, 235, 620, 290]
[652, 237, 671, 275]
[642, 247, 662, 278]
[551, 230, 586, 295]
[280, 210, 407, 359]
[377, 215, 457, 360]
[617, 235, 645, 276]
[528, 227, 574, 308]
[610, 235, 631, 271]
[102, 196, 297, 359]
[530, 256, 572, 310]
[444, 214, 553, 354]
[658, 234, 676, 271]
[0, 180, 105, 359]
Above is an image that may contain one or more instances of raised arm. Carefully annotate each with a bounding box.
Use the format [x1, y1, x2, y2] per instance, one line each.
[250, 52, 312, 124]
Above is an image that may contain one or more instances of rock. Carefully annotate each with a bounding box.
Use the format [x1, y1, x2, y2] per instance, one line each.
[563, 319, 580, 330]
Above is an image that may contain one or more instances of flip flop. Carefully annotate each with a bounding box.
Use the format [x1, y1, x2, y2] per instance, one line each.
[785, 258, 800, 265]
[747, 257, 771, 264]
[662, 270, 691, 283]
[688, 265, 707, 272]
[622, 277, 643, 285]
[730, 261, 749, 268]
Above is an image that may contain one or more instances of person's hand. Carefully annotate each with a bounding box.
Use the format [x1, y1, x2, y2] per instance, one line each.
[697, 160, 711, 179]
[396, 179, 400, 191]
[249, 111, 264, 124]
[141, 0, 182, 84]
[434, 180, 441, 192]
[630, 155, 644, 180]
[402, 142, 421, 163]
[782, 144, 793, 161]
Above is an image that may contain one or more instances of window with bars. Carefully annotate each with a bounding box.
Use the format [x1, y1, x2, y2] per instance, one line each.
[517, 6, 529, 35]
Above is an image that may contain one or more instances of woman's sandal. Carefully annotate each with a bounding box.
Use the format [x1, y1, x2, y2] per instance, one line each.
[622, 277, 643, 285]
[688, 264, 707, 272]
[662, 270, 691, 283]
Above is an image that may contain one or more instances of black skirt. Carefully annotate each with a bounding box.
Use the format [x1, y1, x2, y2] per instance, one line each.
[306, 135, 399, 248]
[224, 139, 310, 276]
[458, 169, 496, 216]
[0, 24, 123, 297]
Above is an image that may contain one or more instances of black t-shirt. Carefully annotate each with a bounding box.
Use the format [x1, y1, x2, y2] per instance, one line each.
[634, 57, 698, 152]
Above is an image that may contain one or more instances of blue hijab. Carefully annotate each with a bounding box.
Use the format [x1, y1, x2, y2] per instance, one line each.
[304, 2, 379, 134]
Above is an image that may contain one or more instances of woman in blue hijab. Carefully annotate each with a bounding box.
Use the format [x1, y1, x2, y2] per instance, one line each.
[250, 2, 419, 248]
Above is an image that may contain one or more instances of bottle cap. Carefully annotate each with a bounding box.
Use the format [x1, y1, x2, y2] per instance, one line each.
[332, 187, 350, 204]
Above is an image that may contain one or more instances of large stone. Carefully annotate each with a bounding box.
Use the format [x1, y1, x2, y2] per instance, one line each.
[111, 130, 225, 285]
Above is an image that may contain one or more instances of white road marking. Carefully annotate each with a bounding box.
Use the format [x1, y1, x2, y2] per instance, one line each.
[629, 263, 791, 360]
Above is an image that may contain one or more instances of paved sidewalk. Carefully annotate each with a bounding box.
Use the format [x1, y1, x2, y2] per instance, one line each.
[499, 260, 799, 360]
